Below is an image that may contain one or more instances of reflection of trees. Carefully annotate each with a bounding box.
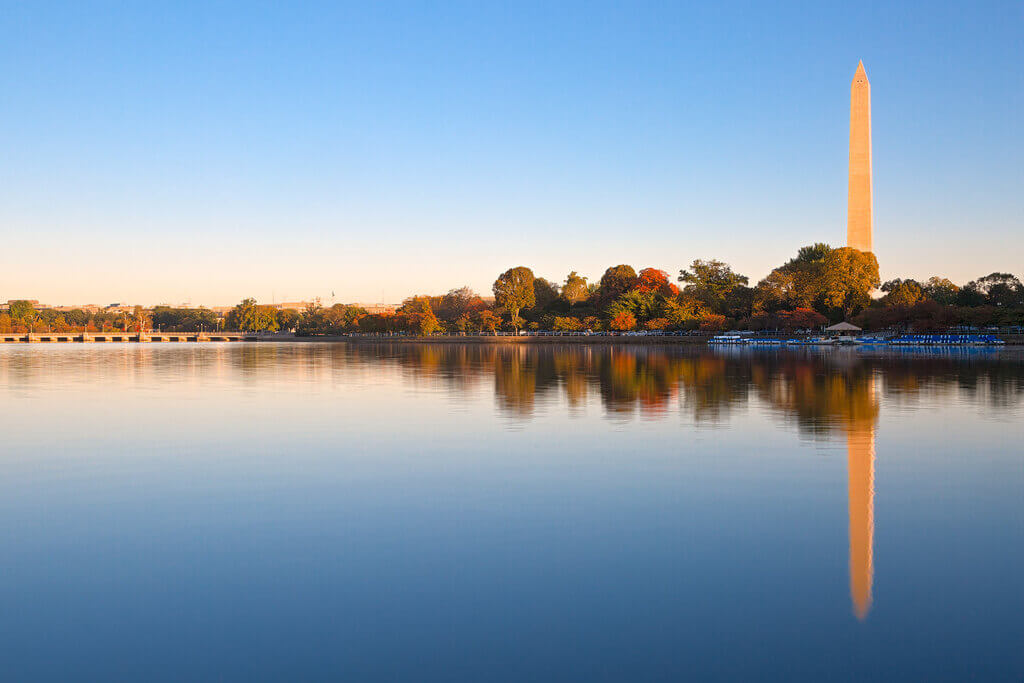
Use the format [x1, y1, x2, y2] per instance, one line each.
[1, 344, 1021, 427]
[751, 356, 879, 437]
[341, 345, 1023, 428]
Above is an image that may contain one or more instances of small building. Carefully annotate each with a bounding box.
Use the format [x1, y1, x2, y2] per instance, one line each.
[825, 322, 862, 335]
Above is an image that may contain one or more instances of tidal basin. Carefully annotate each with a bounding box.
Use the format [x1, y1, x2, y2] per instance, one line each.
[1, 343, 1021, 681]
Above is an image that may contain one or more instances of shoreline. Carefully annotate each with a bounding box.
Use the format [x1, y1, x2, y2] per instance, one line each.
[2, 333, 1022, 346]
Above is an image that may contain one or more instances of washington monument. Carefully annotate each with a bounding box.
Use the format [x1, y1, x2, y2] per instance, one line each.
[847, 61, 872, 252]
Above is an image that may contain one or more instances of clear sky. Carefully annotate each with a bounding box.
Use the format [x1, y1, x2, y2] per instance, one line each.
[2, 0, 1022, 306]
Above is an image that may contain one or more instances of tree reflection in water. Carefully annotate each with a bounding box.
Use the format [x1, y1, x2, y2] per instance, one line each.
[345, 343, 1024, 620]
[1, 343, 1021, 621]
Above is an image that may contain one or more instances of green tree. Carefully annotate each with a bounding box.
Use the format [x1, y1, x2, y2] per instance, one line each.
[967, 273, 1023, 308]
[606, 290, 661, 324]
[679, 259, 749, 313]
[924, 277, 960, 305]
[881, 279, 926, 308]
[8, 300, 35, 322]
[227, 298, 279, 331]
[493, 267, 536, 332]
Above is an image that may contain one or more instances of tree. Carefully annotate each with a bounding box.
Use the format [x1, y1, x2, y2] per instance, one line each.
[276, 308, 300, 331]
[531, 278, 560, 312]
[552, 316, 583, 332]
[698, 313, 727, 331]
[823, 247, 881, 316]
[399, 297, 441, 336]
[778, 308, 827, 330]
[326, 304, 368, 332]
[561, 271, 589, 303]
[753, 244, 878, 319]
[679, 259, 749, 313]
[607, 290, 660, 324]
[8, 300, 35, 322]
[636, 268, 679, 297]
[131, 305, 151, 332]
[609, 311, 636, 331]
[474, 309, 501, 335]
[437, 287, 484, 324]
[924, 277, 960, 305]
[493, 267, 535, 332]
[880, 279, 926, 308]
[644, 317, 669, 331]
[966, 273, 1023, 308]
[357, 314, 392, 334]
[597, 265, 638, 305]
[227, 298, 279, 332]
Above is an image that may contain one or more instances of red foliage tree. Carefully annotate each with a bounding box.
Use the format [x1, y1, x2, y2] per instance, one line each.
[609, 311, 637, 331]
[635, 268, 680, 297]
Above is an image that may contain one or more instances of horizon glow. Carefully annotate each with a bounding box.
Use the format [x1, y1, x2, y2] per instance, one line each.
[2, 1, 1022, 306]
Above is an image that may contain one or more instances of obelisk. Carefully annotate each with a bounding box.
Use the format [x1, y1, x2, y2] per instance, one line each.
[847, 61, 872, 252]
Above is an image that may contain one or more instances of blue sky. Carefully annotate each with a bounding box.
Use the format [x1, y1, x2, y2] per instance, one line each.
[2, 1, 1021, 305]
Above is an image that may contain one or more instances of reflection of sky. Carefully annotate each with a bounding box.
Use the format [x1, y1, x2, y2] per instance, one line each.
[0, 344, 1022, 681]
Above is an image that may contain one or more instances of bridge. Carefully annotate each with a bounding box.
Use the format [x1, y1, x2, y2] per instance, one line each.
[0, 332, 263, 344]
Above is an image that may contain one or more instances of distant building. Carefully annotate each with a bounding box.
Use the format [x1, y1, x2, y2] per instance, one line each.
[273, 301, 314, 311]
[350, 303, 398, 315]
[5, 299, 51, 310]
[54, 305, 102, 313]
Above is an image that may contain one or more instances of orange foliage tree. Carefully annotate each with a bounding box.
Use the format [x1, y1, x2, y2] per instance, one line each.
[635, 268, 679, 297]
[610, 311, 637, 331]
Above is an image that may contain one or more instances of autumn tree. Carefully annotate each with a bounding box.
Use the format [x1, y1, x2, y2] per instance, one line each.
[636, 268, 679, 297]
[437, 287, 484, 324]
[493, 267, 535, 332]
[561, 271, 589, 303]
[474, 309, 501, 335]
[276, 308, 300, 331]
[552, 316, 583, 332]
[531, 278, 560, 312]
[131, 305, 151, 333]
[609, 311, 636, 331]
[754, 244, 879, 319]
[400, 297, 441, 335]
[596, 265, 638, 305]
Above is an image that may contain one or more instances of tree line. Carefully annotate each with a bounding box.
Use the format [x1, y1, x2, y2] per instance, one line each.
[4, 244, 1021, 335]
[293, 243, 885, 335]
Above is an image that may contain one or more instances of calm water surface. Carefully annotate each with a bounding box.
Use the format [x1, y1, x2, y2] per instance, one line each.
[1, 343, 1022, 681]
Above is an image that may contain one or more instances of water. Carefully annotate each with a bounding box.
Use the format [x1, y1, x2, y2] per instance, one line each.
[1, 343, 1021, 681]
